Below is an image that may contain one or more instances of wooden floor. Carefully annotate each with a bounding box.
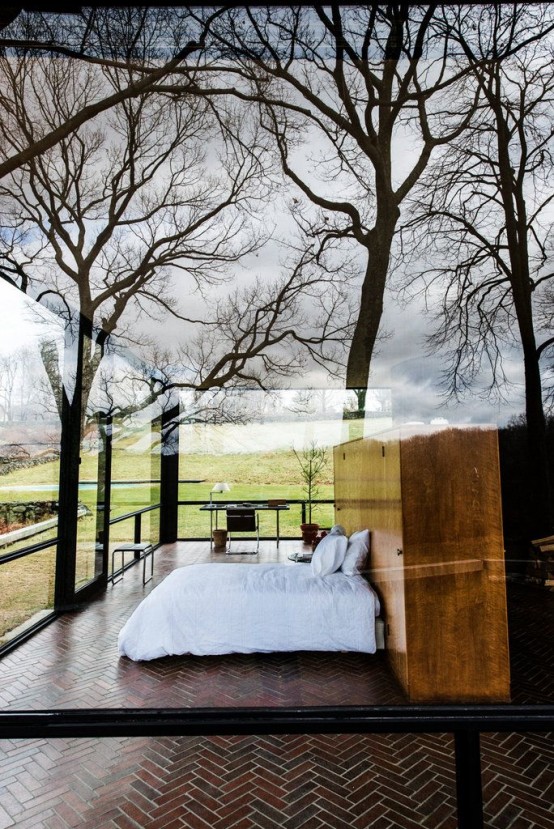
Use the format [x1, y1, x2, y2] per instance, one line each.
[0, 540, 552, 829]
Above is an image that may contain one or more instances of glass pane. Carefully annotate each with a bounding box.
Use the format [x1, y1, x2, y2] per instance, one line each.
[0, 282, 63, 630]
[0, 546, 56, 646]
[107, 408, 161, 577]
[75, 335, 105, 590]
[111, 413, 161, 540]
[178, 388, 391, 539]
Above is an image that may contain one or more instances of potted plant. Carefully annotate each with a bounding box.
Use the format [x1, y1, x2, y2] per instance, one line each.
[293, 441, 327, 544]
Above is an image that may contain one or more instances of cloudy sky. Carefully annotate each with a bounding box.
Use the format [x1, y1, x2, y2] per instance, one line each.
[368, 287, 525, 427]
[0, 15, 534, 433]
[0, 224, 526, 431]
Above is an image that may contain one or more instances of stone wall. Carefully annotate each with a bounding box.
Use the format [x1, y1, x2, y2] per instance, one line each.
[0, 453, 59, 477]
[0, 500, 59, 530]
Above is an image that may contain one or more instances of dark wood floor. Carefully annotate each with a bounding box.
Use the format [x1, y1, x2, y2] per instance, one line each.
[0, 541, 552, 829]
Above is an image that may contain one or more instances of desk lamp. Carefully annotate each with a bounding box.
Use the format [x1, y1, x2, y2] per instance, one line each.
[210, 481, 230, 504]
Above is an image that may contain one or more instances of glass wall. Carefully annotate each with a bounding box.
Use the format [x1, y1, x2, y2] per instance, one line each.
[0, 282, 64, 641]
[105, 357, 163, 575]
[75, 335, 106, 590]
[0, 278, 165, 640]
[177, 388, 392, 539]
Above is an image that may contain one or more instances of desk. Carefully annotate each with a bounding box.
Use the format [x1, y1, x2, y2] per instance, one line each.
[200, 503, 290, 549]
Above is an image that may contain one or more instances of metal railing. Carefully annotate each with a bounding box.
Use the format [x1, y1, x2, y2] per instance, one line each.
[110, 503, 160, 544]
[108, 503, 161, 579]
[0, 503, 161, 647]
[0, 535, 58, 565]
[0, 703, 551, 829]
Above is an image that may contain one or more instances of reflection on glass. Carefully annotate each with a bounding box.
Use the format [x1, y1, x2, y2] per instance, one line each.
[75, 333, 105, 590]
[0, 282, 63, 632]
[75, 413, 104, 589]
[177, 389, 391, 539]
[0, 297, 62, 507]
[111, 418, 161, 523]
[107, 374, 162, 563]
[0, 545, 57, 646]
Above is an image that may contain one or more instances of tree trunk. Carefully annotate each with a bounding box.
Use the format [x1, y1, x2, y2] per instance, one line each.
[354, 387, 367, 415]
[522, 341, 552, 537]
[345, 217, 397, 389]
[493, 88, 553, 537]
[39, 340, 64, 421]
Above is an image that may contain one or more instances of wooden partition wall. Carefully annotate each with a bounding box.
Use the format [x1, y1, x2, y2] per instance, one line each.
[334, 425, 511, 702]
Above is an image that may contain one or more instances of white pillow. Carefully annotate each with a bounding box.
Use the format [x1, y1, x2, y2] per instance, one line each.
[341, 529, 370, 575]
[311, 532, 347, 576]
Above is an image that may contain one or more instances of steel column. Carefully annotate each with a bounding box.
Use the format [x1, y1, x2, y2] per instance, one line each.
[454, 729, 484, 829]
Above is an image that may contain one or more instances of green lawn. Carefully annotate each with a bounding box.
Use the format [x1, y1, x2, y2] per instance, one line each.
[0, 545, 56, 643]
[0, 443, 337, 551]
[0, 443, 335, 525]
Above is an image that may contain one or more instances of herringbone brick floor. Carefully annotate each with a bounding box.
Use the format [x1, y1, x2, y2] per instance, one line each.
[0, 541, 552, 828]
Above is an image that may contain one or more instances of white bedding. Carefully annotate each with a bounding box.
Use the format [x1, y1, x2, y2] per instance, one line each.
[118, 562, 381, 661]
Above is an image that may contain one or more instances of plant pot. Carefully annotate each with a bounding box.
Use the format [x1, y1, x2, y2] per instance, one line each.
[312, 530, 328, 551]
[212, 529, 228, 550]
[300, 522, 319, 545]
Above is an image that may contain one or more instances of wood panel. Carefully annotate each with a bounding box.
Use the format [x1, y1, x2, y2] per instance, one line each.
[400, 427, 509, 701]
[334, 438, 368, 533]
[334, 425, 511, 702]
[400, 427, 505, 565]
[335, 434, 408, 687]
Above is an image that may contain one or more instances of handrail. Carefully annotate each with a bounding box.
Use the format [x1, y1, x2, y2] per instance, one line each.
[0, 536, 58, 565]
[109, 503, 160, 525]
[176, 499, 335, 504]
[0, 703, 552, 829]
[0, 703, 551, 737]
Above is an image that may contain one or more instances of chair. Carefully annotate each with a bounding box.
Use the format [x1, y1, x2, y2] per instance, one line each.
[226, 508, 259, 555]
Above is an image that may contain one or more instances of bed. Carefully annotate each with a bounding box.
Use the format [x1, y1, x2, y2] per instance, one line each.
[118, 528, 380, 662]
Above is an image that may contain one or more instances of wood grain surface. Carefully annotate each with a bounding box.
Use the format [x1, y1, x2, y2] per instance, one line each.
[334, 425, 511, 702]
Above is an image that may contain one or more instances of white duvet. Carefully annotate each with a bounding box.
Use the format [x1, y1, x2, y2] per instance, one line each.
[118, 562, 380, 661]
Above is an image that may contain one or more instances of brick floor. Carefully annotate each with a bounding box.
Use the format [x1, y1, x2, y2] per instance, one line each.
[0, 542, 552, 828]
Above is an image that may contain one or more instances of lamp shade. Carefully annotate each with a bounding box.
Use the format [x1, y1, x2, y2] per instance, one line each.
[211, 482, 231, 494]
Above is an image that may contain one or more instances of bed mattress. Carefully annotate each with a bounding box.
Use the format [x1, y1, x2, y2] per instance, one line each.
[118, 562, 380, 661]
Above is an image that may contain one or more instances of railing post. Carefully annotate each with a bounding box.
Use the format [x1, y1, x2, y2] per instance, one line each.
[54, 312, 85, 610]
[134, 513, 142, 551]
[160, 402, 180, 544]
[454, 729, 484, 829]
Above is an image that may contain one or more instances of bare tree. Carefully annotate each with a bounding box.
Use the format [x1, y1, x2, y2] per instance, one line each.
[0, 11, 363, 425]
[0, 7, 227, 179]
[401, 4, 554, 535]
[0, 49, 275, 417]
[163, 4, 484, 391]
[85, 241, 356, 431]
[0, 352, 18, 421]
[172, 245, 356, 393]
